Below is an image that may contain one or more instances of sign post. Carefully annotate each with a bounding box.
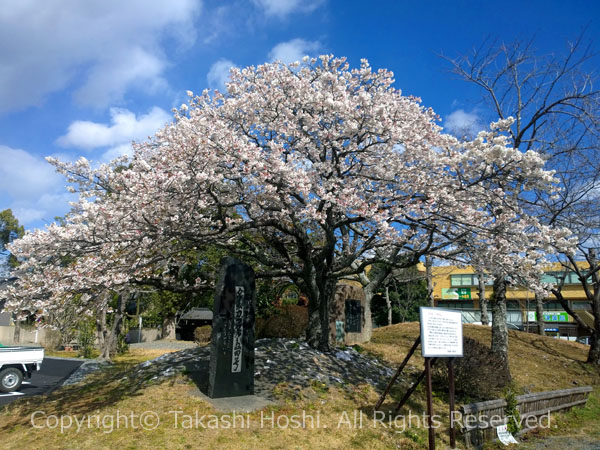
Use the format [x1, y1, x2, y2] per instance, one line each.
[425, 357, 435, 450]
[448, 358, 456, 448]
[420, 307, 464, 450]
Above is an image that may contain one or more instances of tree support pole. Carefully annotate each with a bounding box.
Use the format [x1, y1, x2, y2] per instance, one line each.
[394, 357, 437, 414]
[375, 335, 421, 410]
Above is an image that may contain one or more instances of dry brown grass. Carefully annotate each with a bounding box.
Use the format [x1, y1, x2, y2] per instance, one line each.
[0, 326, 598, 449]
[364, 323, 598, 392]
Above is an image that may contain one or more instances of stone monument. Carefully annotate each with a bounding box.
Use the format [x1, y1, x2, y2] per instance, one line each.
[208, 257, 256, 398]
[330, 282, 371, 345]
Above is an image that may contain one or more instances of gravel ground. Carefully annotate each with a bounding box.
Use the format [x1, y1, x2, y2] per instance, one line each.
[61, 338, 395, 399]
[62, 360, 111, 386]
[520, 435, 600, 449]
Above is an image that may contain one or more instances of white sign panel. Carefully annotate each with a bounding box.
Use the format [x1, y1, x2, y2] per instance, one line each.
[496, 425, 518, 445]
[420, 307, 463, 357]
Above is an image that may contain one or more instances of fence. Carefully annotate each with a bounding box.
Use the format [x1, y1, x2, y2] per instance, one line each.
[459, 385, 593, 448]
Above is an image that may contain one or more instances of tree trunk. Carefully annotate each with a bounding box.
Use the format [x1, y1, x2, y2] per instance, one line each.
[13, 318, 20, 344]
[99, 292, 126, 361]
[306, 295, 321, 349]
[319, 279, 336, 352]
[477, 272, 489, 325]
[425, 256, 435, 307]
[491, 276, 510, 379]
[535, 293, 545, 336]
[96, 305, 107, 348]
[588, 332, 600, 364]
[161, 314, 177, 340]
[361, 290, 373, 342]
[385, 286, 392, 326]
[587, 248, 600, 365]
[305, 270, 321, 350]
[305, 275, 335, 352]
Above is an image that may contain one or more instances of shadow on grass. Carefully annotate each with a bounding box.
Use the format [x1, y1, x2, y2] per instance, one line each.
[510, 331, 587, 363]
[0, 348, 212, 431]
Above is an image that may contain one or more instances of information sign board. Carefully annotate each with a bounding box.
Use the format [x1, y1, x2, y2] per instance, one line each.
[420, 307, 463, 357]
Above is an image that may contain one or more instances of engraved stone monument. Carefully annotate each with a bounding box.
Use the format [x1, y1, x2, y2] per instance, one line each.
[208, 257, 256, 398]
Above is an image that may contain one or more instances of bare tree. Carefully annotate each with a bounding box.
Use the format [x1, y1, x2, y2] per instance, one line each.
[446, 32, 600, 363]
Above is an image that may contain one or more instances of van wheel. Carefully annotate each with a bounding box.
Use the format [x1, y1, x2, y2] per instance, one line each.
[0, 368, 24, 393]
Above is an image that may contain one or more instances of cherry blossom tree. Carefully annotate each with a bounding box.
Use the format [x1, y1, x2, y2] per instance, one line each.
[447, 34, 600, 364]
[7, 56, 572, 353]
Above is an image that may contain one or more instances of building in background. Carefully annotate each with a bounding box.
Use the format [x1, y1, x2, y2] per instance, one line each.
[429, 264, 593, 340]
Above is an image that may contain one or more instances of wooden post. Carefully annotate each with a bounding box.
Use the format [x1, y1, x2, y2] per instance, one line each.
[425, 357, 435, 450]
[448, 358, 456, 448]
[375, 335, 420, 411]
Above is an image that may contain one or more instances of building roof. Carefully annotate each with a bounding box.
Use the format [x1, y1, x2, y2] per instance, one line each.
[178, 307, 213, 321]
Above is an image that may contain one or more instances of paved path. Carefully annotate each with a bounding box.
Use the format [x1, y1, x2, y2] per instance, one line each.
[0, 357, 84, 406]
[129, 340, 196, 350]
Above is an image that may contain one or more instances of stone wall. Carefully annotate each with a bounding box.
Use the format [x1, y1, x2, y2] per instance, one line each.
[0, 325, 47, 345]
[126, 328, 161, 343]
[0, 312, 10, 327]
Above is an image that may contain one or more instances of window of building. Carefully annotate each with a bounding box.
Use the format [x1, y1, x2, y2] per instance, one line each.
[450, 274, 494, 287]
[541, 271, 582, 285]
[450, 274, 473, 286]
[572, 302, 591, 311]
[544, 301, 564, 311]
[438, 300, 475, 310]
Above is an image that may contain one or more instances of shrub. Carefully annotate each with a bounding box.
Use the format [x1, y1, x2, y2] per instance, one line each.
[43, 328, 62, 351]
[77, 319, 96, 358]
[256, 304, 308, 339]
[504, 384, 522, 434]
[194, 325, 212, 345]
[432, 337, 511, 401]
[116, 317, 130, 355]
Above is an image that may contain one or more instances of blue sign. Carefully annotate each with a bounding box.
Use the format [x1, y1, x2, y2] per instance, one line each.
[545, 328, 559, 332]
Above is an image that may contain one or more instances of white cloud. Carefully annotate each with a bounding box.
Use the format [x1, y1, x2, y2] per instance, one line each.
[252, 0, 324, 18]
[74, 49, 168, 107]
[1, 105, 170, 227]
[0, 146, 72, 227]
[11, 192, 74, 227]
[100, 144, 137, 162]
[0, 0, 201, 112]
[268, 39, 321, 64]
[0, 146, 63, 200]
[444, 109, 484, 137]
[207, 59, 238, 92]
[57, 107, 171, 151]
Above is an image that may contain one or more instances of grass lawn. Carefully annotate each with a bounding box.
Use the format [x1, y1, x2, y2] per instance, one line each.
[0, 325, 598, 449]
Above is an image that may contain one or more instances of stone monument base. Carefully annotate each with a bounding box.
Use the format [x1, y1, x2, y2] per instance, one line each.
[189, 388, 274, 412]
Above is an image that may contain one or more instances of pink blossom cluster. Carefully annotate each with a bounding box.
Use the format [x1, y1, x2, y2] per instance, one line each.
[5, 56, 575, 316]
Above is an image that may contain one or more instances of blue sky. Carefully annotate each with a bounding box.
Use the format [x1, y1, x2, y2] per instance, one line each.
[1, 0, 598, 231]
